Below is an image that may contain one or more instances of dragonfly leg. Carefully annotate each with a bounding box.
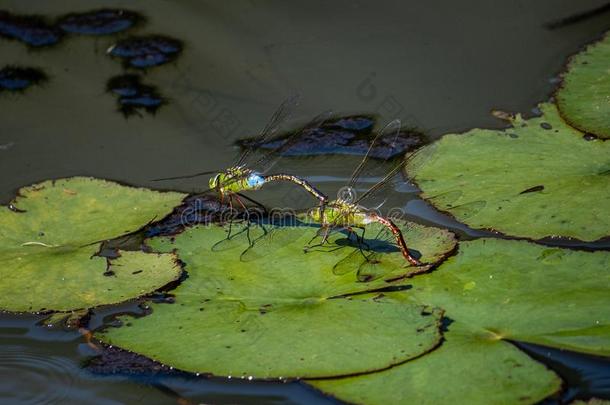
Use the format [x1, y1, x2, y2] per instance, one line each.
[304, 225, 331, 252]
[356, 226, 370, 250]
[346, 226, 370, 261]
[233, 194, 248, 212]
[226, 195, 235, 240]
[320, 225, 331, 244]
[235, 192, 268, 215]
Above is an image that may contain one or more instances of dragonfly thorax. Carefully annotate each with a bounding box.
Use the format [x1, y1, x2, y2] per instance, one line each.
[209, 166, 266, 194]
[310, 199, 372, 227]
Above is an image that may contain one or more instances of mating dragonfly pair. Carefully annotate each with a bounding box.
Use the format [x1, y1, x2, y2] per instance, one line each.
[156, 96, 421, 267]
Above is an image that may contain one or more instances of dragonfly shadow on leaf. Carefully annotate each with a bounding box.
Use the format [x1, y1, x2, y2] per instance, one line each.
[332, 227, 423, 282]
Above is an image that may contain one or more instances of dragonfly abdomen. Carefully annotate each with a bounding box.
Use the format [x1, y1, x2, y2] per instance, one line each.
[369, 214, 420, 266]
[264, 173, 327, 204]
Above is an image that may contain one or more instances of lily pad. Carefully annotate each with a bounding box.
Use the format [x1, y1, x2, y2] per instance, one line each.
[0, 177, 186, 312]
[312, 324, 561, 405]
[406, 103, 610, 241]
[309, 238, 610, 404]
[96, 221, 456, 378]
[556, 32, 610, 139]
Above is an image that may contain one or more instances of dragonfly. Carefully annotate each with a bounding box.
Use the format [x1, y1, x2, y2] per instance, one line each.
[154, 96, 329, 218]
[238, 119, 423, 272]
[305, 118, 421, 267]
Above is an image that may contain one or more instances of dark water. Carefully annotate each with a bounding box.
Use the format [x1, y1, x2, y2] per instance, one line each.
[1, 0, 609, 403]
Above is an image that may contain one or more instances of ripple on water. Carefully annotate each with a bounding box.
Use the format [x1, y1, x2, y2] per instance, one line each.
[0, 344, 77, 404]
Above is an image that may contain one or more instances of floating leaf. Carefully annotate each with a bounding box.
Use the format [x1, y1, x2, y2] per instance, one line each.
[556, 32, 610, 139]
[96, 222, 456, 378]
[406, 103, 610, 241]
[312, 324, 561, 405]
[0, 177, 186, 312]
[308, 238, 610, 404]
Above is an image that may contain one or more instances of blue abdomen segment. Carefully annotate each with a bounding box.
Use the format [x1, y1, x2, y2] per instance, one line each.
[246, 173, 266, 189]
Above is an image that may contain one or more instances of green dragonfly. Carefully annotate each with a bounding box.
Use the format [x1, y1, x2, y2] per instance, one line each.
[238, 119, 423, 274]
[154, 96, 329, 215]
[304, 119, 420, 266]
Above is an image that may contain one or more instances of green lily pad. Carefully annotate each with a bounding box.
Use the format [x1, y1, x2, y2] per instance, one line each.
[556, 32, 610, 139]
[308, 238, 610, 404]
[96, 221, 457, 378]
[406, 103, 610, 241]
[312, 324, 561, 405]
[0, 177, 186, 312]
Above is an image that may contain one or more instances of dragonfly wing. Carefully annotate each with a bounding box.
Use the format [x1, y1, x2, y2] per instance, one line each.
[347, 119, 401, 190]
[152, 96, 299, 184]
[252, 109, 334, 175]
[332, 248, 366, 276]
[355, 141, 439, 207]
[236, 95, 301, 168]
[151, 170, 219, 182]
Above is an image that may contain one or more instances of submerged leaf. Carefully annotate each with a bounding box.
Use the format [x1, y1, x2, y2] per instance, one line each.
[406, 103, 610, 241]
[0, 177, 186, 312]
[556, 31, 610, 139]
[308, 238, 610, 404]
[96, 222, 456, 378]
[238, 115, 425, 159]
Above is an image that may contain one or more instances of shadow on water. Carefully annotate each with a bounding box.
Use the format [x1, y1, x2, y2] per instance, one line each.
[515, 341, 610, 404]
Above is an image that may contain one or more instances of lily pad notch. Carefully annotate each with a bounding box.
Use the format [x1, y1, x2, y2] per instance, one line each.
[0, 177, 186, 313]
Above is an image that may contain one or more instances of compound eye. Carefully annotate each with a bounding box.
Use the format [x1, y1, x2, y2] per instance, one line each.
[209, 174, 220, 189]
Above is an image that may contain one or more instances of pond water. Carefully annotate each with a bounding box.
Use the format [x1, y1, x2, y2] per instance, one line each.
[1, 0, 609, 403]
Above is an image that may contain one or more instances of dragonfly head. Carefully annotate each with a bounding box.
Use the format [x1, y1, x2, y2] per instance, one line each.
[209, 173, 222, 190]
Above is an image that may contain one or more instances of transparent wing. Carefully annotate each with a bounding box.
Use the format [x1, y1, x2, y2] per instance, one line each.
[353, 140, 438, 208]
[152, 170, 219, 182]
[334, 119, 403, 206]
[151, 95, 299, 182]
[332, 225, 412, 281]
[236, 95, 301, 168]
[353, 160, 406, 206]
[248, 109, 333, 175]
[347, 119, 401, 190]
